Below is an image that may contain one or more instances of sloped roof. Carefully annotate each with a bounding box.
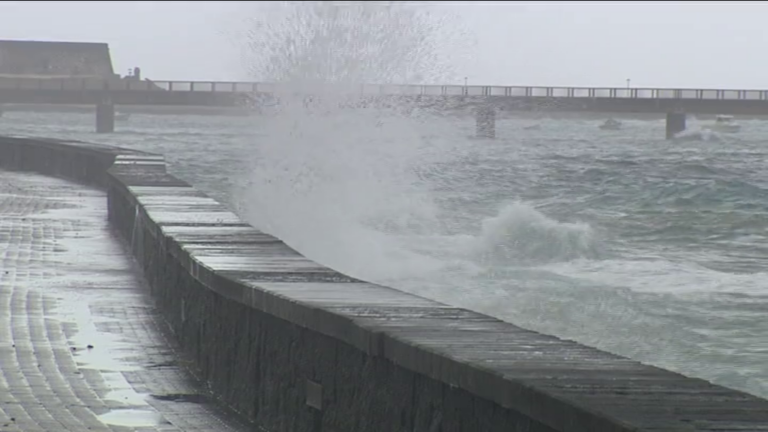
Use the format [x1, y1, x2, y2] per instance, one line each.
[0, 40, 114, 77]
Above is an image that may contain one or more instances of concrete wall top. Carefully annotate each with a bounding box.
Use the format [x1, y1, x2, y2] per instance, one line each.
[3, 135, 768, 431]
[0, 39, 115, 77]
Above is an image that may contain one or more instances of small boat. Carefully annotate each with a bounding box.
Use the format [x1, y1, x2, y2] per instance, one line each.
[523, 124, 541, 131]
[705, 115, 740, 133]
[599, 118, 622, 130]
[115, 112, 131, 121]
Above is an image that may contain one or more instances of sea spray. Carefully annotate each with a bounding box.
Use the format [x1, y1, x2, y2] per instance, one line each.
[231, 1, 476, 280]
[236, 1, 469, 85]
[230, 1, 600, 280]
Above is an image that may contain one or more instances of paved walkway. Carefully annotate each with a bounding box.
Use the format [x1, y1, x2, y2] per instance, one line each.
[0, 171, 252, 431]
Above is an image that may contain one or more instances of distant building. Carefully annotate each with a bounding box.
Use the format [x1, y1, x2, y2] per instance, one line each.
[0, 39, 116, 78]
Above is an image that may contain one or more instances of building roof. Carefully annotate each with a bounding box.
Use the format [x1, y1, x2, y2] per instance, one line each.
[0, 39, 115, 77]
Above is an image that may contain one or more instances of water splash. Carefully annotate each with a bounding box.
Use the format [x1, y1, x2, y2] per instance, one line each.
[473, 202, 602, 266]
[230, 1, 604, 284]
[673, 115, 724, 142]
[231, 2, 482, 281]
[232, 2, 600, 289]
[237, 1, 470, 85]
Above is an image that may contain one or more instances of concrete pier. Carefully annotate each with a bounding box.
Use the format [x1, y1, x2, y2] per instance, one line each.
[95, 102, 115, 133]
[3, 135, 768, 432]
[666, 111, 687, 139]
[475, 105, 496, 138]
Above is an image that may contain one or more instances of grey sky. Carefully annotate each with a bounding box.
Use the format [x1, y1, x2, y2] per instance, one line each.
[0, 1, 766, 89]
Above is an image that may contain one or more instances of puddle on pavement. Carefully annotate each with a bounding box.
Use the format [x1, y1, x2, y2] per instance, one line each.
[70, 342, 141, 372]
[102, 372, 149, 406]
[32, 200, 189, 430]
[105, 389, 149, 405]
[53, 291, 142, 372]
[27, 197, 145, 377]
[97, 409, 166, 427]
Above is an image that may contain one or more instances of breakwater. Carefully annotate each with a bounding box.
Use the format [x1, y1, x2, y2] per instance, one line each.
[1, 135, 767, 432]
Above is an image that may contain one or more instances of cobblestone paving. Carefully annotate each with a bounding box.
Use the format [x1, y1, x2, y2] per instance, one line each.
[0, 171, 253, 432]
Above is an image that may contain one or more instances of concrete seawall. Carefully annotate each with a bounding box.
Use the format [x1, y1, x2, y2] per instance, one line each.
[2, 135, 768, 432]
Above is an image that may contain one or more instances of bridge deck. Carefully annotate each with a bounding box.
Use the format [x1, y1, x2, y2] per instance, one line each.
[0, 170, 249, 432]
[4, 77, 768, 114]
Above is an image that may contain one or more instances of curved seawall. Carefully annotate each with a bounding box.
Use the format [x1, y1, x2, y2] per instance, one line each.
[2, 135, 768, 432]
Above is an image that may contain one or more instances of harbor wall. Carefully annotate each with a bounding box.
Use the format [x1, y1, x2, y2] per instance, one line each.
[1, 135, 766, 432]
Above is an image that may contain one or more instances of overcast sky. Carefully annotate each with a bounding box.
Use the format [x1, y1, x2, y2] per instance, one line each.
[0, 1, 766, 89]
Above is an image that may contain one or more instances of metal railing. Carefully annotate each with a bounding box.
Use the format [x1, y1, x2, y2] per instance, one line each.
[1, 76, 767, 101]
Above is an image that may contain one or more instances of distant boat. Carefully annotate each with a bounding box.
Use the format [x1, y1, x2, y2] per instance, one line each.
[115, 112, 131, 121]
[704, 115, 740, 133]
[523, 124, 541, 131]
[599, 118, 622, 130]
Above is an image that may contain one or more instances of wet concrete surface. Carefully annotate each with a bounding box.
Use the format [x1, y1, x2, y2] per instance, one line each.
[0, 170, 252, 432]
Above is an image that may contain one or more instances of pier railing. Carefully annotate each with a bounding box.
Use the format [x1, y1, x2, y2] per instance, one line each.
[1, 76, 767, 100]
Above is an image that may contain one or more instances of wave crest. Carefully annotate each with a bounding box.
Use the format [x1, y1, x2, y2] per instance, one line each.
[473, 202, 602, 265]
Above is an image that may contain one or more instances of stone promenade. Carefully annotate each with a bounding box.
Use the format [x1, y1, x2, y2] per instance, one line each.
[0, 170, 252, 432]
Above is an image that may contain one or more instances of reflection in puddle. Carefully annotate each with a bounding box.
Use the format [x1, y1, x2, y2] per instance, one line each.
[100, 371, 150, 408]
[105, 388, 149, 406]
[98, 409, 166, 427]
[72, 344, 141, 372]
[52, 288, 143, 372]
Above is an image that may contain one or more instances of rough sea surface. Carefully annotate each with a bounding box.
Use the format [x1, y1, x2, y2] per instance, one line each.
[4, 109, 768, 398]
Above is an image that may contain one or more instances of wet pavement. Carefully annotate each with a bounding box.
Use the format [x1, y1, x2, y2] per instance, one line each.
[0, 170, 252, 432]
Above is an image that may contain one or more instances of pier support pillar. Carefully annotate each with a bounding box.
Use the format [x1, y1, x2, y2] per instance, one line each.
[476, 105, 496, 139]
[96, 103, 115, 133]
[666, 112, 686, 139]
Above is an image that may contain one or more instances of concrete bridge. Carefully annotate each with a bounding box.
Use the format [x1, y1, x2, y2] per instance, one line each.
[4, 76, 763, 136]
[2, 134, 768, 431]
[0, 38, 760, 135]
[6, 75, 768, 113]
